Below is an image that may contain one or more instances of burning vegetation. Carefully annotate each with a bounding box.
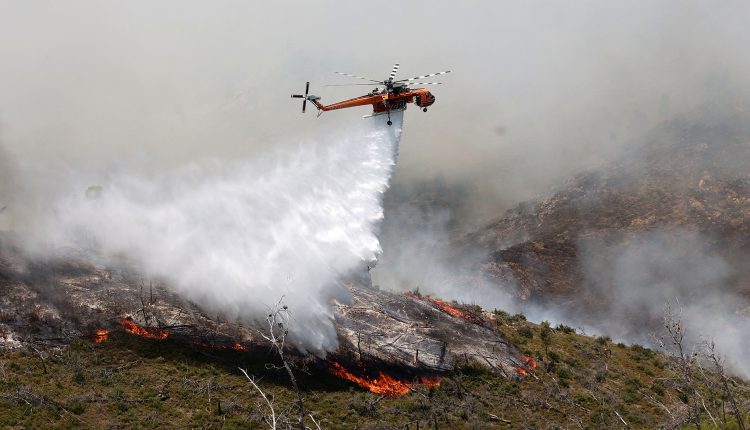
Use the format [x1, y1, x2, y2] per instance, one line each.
[328, 361, 441, 397]
[92, 329, 110, 343]
[404, 291, 483, 324]
[94, 318, 254, 353]
[118, 317, 170, 340]
[515, 355, 538, 378]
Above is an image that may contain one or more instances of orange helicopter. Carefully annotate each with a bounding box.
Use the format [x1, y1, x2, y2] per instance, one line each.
[291, 63, 450, 125]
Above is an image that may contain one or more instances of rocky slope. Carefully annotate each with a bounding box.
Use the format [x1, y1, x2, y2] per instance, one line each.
[459, 102, 750, 310]
[0, 234, 526, 377]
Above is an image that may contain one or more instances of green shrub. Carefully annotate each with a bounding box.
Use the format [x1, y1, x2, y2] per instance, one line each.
[650, 381, 665, 397]
[631, 344, 654, 358]
[493, 309, 510, 321]
[68, 402, 85, 415]
[518, 326, 534, 339]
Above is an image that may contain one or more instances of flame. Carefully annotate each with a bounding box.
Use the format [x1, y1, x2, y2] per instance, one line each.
[232, 342, 251, 352]
[328, 361, 441, 397]
[119, 318, 170, 340]
[516, 355, 537, 377]
[404, 292, 474, 322]
[93, 329, 111, 343]
[524, 355, 537, 369]
[419, 375, 443, 388]
[428, 298, 471, 319]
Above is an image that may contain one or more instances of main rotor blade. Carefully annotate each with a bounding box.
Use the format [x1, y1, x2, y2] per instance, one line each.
[323, 83, 379, 87]
[404, 82, 443, 85]
[333, 71, 381, 83]
[388, 63, 400, 82]
[291, 94, 305, 98]
[305, 81, 310, 95]
[302, 99, 307, 113]
[396, 70, 451, 82]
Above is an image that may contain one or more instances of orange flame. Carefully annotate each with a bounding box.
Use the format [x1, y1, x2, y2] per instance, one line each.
[419, 375, 443, 389]
[516, 355, 537, 378]
[119, 318, 170, 340]
[328, 361, 441, 396]
[93, 329, 111, 343]
[428, 298, 471, 320]
[404, 292, 475, 322]
[232, 342, 251, 352]
[524, 355, 537, 369]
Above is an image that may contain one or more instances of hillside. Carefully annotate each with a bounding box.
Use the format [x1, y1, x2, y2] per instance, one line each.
[3, 304, 748, 429]
[3, 101, 750, 428]
[1, 235, 748, 428]
[454, 100, 750, 348]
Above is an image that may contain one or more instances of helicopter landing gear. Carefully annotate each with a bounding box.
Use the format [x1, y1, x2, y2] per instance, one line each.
[386, 108, 392, 126]
[387, 120, 392, 126]
[423, 108, 428, 112]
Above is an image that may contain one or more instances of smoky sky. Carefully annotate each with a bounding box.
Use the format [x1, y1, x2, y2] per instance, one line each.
[3, 1, 750, 222]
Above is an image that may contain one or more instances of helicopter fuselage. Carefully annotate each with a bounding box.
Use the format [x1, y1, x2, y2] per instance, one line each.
[308, 87, 435, 114]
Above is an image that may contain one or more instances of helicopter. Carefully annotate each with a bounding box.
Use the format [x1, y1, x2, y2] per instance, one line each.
[291, 63, 450, 125]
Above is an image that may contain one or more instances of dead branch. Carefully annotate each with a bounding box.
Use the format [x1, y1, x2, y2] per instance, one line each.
[614, 410, 629, 428]
[255, 298, 305, 430]
[239, 368, 278, 430]
[704, 340, 746, 430]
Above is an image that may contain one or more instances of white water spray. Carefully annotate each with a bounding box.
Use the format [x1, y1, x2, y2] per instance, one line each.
[45, 112, 403, 354]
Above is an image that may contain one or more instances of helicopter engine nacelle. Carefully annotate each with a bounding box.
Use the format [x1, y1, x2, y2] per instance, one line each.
[414, 91, 436, 108]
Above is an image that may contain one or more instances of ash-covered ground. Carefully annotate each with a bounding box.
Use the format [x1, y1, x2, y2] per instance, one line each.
[0, 236, 527, 377]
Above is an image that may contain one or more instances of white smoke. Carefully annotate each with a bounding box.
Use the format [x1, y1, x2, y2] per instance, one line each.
[578, 229, 750, 377]
[37, 112, 403, 355]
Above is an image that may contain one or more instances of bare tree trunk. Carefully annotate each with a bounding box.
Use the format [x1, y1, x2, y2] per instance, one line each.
[705, 341, 746, 430]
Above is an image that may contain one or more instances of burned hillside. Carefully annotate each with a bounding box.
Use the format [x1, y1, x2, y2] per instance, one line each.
[449, 100, 750, 374]
[0, 234, 527, 380]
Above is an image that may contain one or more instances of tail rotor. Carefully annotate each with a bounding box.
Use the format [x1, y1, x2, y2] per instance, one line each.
[290, 81, 310, 113]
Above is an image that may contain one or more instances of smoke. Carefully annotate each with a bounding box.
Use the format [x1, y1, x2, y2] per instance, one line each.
[577, 229, 750, 376]
[372, 179, 517, 309]
[374, 98, 750, 375]
[26, 112, 402, 355]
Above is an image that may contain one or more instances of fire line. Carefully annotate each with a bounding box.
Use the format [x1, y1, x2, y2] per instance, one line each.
[328, 361, 442, 397]
[119, 317, 170, 340]
[404, 291, 476, 322]
[93, 329, 111, 343]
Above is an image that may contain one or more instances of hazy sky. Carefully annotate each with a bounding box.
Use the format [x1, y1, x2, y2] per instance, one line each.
[2, 1, 750, 217]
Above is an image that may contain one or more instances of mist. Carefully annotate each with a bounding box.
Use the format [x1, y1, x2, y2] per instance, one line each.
[577, 229, 750, 376]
